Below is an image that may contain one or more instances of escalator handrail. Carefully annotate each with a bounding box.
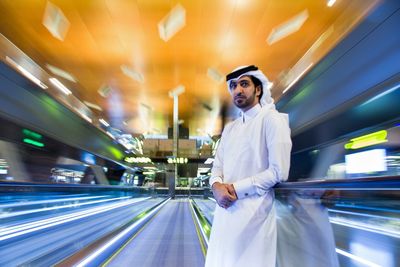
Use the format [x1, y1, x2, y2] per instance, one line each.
[0, 181, 150, 191]
[275, 176, 400, 190]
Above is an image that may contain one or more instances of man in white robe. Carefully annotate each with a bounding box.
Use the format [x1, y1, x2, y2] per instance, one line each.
[205, 65, 292, 267]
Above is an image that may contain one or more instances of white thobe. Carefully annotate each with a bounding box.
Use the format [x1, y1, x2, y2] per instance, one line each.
[205, 103, 292, 267]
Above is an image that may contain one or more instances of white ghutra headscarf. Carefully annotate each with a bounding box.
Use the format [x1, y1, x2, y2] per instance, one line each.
[226, 65, 275, 108]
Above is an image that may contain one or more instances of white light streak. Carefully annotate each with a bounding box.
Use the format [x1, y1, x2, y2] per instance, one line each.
[0, 197, 149, 241]
[74, 108, 93, 123]
[84, 101, 103, 111]
[283, 63, 314, 93]
[0, 197, 133, 236]
[362, 83, 400, 106]
[49, 77, 72, 95]
[0, 195, 104, 209]
[329, 217, 400, 239]
[99, 118, 110, 127]
[106, 131, 115, 140]
[189, 200, 209, 246]
[335, 248, 382, 267]
[76, 198, 170, 267]
[0, 196, 129, 219]
[5, 56, 47, 89]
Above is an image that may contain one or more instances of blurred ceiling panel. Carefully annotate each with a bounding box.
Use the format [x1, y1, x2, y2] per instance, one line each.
[0, 0, 377, 137]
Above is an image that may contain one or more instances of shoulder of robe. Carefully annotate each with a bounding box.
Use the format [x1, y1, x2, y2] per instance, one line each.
[260, 108, 290, 129]
[221, 119, 239, 136]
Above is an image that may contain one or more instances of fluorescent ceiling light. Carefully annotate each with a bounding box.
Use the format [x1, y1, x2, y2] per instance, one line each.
[120, 65, 144, 83]
[140, 102, 152, 110]
[79, 113, 92, 123]
[83, 101, 103, 111]
[158, 4, 186, 42]
[98, 84, 112, 98]
[327, 0, 337, 7]
[283, 62, 314, 94]
[99, 118, 110, 127]
[204, 158, 214, 164]
[46, 64, 76, 82]
[74, 107, 92, 123]
[198, 167, 210, 173]
[42, 1, 70, 41]
[106, 131, 115, 140]
[5, 56, 47, 89]
[143, 166, 157, 170]
[49, 77, 72, 95]
[267, 10, 309, 45]
[169, 85, 185, 97]
[207, 68, 224, 83]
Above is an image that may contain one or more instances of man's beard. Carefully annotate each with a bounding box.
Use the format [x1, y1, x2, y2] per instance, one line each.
[234, 91, 256, 109]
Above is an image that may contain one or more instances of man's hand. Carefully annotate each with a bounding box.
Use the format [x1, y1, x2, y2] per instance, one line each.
[212, 182, 237, 209]
[226, 184, 237, 199]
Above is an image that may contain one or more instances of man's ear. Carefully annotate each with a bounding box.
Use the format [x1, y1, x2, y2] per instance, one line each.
[256, 86, 262, 97]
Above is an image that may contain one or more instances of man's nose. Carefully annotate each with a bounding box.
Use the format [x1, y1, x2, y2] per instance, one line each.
[234, 85, 244, 94]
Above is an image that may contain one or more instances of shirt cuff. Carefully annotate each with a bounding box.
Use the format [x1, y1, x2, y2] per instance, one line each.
[233, 178, 256, 199]
[209, 176, 223, 188]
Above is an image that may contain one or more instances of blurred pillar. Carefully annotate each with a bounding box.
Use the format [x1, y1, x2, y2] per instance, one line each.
[169, 86, 184, 198]
[0, 140, 30, 181]
[85, 165, 109, 185]
[166, 164, 175, 199]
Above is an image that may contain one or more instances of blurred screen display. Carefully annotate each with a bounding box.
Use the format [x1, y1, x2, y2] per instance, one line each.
[345, 149, 387, 174]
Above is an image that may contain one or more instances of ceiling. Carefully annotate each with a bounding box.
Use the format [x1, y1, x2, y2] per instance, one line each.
[0, 0, 371, 138]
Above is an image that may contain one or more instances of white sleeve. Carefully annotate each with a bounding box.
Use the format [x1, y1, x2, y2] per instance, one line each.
[233, 113, 292, 199]
[209, 124, 230, 187]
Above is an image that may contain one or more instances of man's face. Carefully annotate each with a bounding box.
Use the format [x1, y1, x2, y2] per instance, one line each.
[229, 76, 261, 111]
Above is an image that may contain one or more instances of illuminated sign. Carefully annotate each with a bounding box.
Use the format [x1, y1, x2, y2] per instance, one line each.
[167, 157, 188, 164]
[344, 130, 387, 150]
[22, 129, 42, 140]
[22, 129, 45, 147]
[124, 157, 152, 164]
[23, 138, 44, 147]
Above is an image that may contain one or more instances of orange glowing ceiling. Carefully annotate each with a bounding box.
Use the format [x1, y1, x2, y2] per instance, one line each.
[0, 0, 372, 137]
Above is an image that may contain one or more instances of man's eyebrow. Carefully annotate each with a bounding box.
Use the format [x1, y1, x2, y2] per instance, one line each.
[237, 77, 251, 81]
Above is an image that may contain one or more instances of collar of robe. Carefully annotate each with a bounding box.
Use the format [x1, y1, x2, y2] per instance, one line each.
[241, 104, 261, 123]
